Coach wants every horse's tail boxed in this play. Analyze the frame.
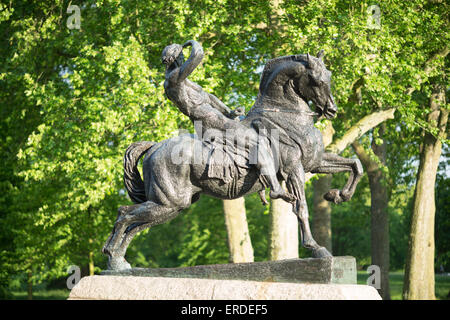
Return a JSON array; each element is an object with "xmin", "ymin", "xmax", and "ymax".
[{"xmin": 123, "ymin": 141, "xmax": 156, "ymax": 204}]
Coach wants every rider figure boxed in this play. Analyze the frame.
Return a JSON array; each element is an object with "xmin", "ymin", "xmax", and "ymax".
[{"xmin": 162, "ymin": 40, "xmax": 296, "ymax": 203}]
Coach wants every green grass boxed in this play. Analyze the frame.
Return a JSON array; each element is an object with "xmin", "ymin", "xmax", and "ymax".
[
  {"xmin": 9, "ymin": 289, "xmax": 69, "ymax": 300},
  {"xmin": 357, "ymin": 271, "xmax": 450, "ymax": 300}
]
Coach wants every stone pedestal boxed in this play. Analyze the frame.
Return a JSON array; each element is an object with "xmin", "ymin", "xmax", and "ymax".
[
  {"xmin": 69, "ymin": 257, "xmax": 381, "ymax": 300},
  {"xmin": 69, "ymin": 276, "xmax": 380, "ymax": 300},
  {"xmin": 101, "ymin": 256, "xmax": 357, "ymax": 284}
]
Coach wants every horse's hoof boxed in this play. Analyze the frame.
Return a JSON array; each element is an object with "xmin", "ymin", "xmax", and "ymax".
[
  {"xmin": 312, "ymin": 247, "xmax": 332, "ymax": 258},
  {"xmin": 323, "ymin": 189, "xmax": 343, "ymax": 204},
  {"xmin": 107, "ymin": 256, "xmax": 132, "ymax": 271}
]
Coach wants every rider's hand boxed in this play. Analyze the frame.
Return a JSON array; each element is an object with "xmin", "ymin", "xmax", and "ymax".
[
  {"xmin": 182, "ymin": 40, "xmax": 194, "ymax": 48},
  {"xmin": 231, "ymin": 107, "xmax": 245, "ymax": 117}
]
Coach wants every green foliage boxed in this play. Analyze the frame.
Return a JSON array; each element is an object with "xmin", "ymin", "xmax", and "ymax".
[{"xmin": 0, "ymin": 0, "xmax": 448, "ymax": 295}]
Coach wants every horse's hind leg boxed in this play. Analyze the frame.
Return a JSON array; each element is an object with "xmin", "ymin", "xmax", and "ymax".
[
  {"xmin": 102, "ymin": 201, "xmax": 181, "ymax": 270},
  {"xmin": 286, "ymin": 166, "xmax": 332, "ymax": 258},
  {"xmin": 311, "ymin": 153, "xmax": 363, "ymax": 204}
]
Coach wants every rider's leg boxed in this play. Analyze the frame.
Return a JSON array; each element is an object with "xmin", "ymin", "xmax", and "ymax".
[
  {"xmin": 191, "ymin": 103, "xmax": 296, "ymax": 203},
  {"xmin": 256, "ymin": 134, "xmax": 296, "ymax": 203}
]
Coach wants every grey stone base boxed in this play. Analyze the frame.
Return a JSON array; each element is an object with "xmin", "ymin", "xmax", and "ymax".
[
  {"xmin": 69, "ymin": 275, "xmax": 381, "ymax": 300},
  {"xmin": 101, "ymin": 257, "xmax": 356, "ymax": 284}
]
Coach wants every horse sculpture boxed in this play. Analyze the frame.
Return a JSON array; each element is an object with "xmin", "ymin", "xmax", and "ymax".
[{"xmin": 102, "ymin": 47, "xmax": 363, "ymax": 271}]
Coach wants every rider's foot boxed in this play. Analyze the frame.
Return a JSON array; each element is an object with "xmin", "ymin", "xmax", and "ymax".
[
  {"xmin": 270, "ymin": 189, "xmax": 297, "ymax": 203},
  {"xmin": 323, "ymin": 189, "xmax": 343, "ymax": 204}
]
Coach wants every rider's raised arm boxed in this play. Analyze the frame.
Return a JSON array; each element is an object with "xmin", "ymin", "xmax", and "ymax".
[{"xmin": 178, "ymin": 40, "xmax": 204, "ymax": 82}]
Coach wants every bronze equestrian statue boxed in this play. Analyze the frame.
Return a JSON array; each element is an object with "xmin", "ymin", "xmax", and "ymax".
[{"xmin": 102, "ymin": 40, "xmax": 363, "ymax": 270}]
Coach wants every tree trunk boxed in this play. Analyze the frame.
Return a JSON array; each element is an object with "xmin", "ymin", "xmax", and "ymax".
[
  {"xmin": 223, "ymin": 198, "xmax": 254, "ymax": 263},
  {"xmin": 265, "ymin": 0, "xmax": 299, "ymax": 261},
  {"xmin": 269, "ymin": 182, "xmax": 299, "ymax": 260},
  {"xmin": 369, "ymin": 126, "xmax": 390, "ymax": 300},
  {"xmin": 403, "ymin": 85, "xmax": 448, "ymax": 300},
  {"xmin": 87, "ymin": 210, "xmax": 95, "ymax": 275},
  {"xmin": 312, "ymin": 174, "xmax": 333, "ymax": 252},
  {"xmin": 88, "ymin": 251, "xmax": 95, "ymax": 276},
  {"xmin": 353, "ymin": 124, "xmax": 390, "ymax": 300},
  {"xmin": 312, "ymin": 121, "xmax": 335, "ymax": 253}
]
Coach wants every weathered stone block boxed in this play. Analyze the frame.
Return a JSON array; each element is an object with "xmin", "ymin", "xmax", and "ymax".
[
  {"xmin": 69, "ymin": 257, "xmax": 378, "ymax": 300},
  {"xmin": 101, "ymin": 256, "xmax": 357, "ymax": 284},
  {"xmin": 68, "ymin": 275, "xmax": 381, "ymax": 300}
]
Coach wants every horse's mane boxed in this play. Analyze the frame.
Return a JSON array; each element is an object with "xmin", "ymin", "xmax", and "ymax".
[{"xmin": 259, "ymin": 54, "xmax": 308, "ymax": 93}]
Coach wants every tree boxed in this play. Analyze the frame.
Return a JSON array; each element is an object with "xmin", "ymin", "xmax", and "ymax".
[
  {"xmin": 352, "ymin": 124, "xmax": 390, "ymax": 300},
  {"xmin": 435, "ymin": 162, "xmax": 450, "ymax": 272},
  {"xmin": 312, "ymin": 121, "xmax": 335, "ymax": 253},
  {"xmin": 1, "ymin": 0, "xmax": 190, "ymax": 289},
  {"xmin": 403, "ymin": 84, "xmax": 448, "ymax": 300},
  {"xmin": 269, "ymin": 183, "xmax": 299, "ymax": 260},
  {"xmin": 280, "ymin": 3, "xmax": 447, "ymax": 302},
  {"xmin": 223, "ymin": 198, "xmax": 254, "ymax": 263},
  {"xmin": 1, "ymin": 0, "xmax": 283, "ymax": 284},
  {"xmin": 0, "ymin": 0, "xmax": 72, "ymax": 294},
  {"xmin": 312, "ymin": 175, "xmax": 333, "ymax": 252}
]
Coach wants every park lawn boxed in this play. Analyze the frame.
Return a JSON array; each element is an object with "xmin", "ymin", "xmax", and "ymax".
[
  {"xmin": 10, "ymin": 289, "xmax": 69, "ymax": 300},
  {"xmin": 357, "ymin": 271, "xmax": 450, "ymax": 300}
]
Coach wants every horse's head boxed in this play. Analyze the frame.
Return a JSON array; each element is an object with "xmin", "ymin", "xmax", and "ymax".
[{"xmin": 301, "ymin": 50, "xmax": 337, "ymax": 119}]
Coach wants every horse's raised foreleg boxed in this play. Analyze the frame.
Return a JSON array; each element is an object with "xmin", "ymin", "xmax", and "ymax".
[
  {"xmin": 102, "ymin": 201, "xmax": 181, "ymax": 270},
  {"xmin": 285, "ymin": 166, "xmax": 332, "ymax": 258},
  {"xmin": 311, "ymin": 153, "xmax": 363, "ymax": 204}
]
